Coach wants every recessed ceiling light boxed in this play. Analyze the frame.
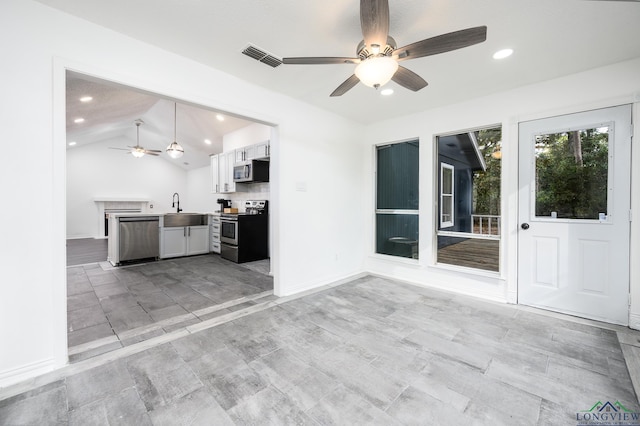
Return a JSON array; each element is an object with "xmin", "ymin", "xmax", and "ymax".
[
  {"xmin": 204, "ymin": 139, "xmax": 212, "ymax": 145},
  {"xmin": 380, "ymin": 88, "xmax": 394, "ymax": 96},
  {"xmin": 74, "ymin": 118, "xmax": 85, "ymax": 123},
  {"xmin": 493, "ymin": 48, "xmax": 513, "ymax": 60},
  {"xmin": 216, "ymin": 114, "xmax": 225, "ymax": 121},
  {"xmin": 68, "ymin": 141, "xmax": 77, "ymax": 146},
  {"xmin": 79, "ymin": 96, "xmax": 93, "ymax": 102}
]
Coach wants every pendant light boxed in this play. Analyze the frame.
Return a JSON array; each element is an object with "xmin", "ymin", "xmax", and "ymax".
[{"xmin": 166, "ymin": 102, "xmax": 184, "ymax": 159}]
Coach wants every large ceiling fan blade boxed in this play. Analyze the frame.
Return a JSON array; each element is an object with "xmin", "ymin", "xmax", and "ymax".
[
  {"xmin": 145, "ymin": 149, "xmax": 162, "ymax": 153},
  {"xmin": 394, "ymin": 26, "xmax": 487, "ymax": 61},
  {"xmin": 360, "ymin": 0, "xmax": 390, "ymax": 51},
  {"xmin": 108, "ymin": 147, "xmax": 130, "ymax": 151},
  {"xmin": 330, "ymin": 74, "xmax": 361, "ymax": 97},
  {"xmin": 145, "ymin": 152, "xmax": 160, "ymax": 156},
  {"xmin": 283, "ymin": 57, "xmax": 360, "ymax": 65},
  {"xmin": 392, "ymin": 66, "xmax": 428, "ymax": 92}
]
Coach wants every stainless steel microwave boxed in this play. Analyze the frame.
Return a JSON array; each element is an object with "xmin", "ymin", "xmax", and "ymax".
[{"xmin": 233, "ymin": 160, "xmax": 269, "ymax": 183}]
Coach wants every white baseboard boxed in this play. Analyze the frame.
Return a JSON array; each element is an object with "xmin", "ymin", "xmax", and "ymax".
[
  {"xmin": 629, "ymin": 313, "xmax": 640, "ymax": 331},
  {"xmin": 278, "ymin": 270, "xmax": 367, "ymax": 297},
  {"xmin": 0, "ymin": 358, "xmax": 56, "ymax": 390}
]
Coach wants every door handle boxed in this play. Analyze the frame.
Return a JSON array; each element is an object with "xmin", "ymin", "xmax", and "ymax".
[{"xmin": 521, "ymin": 223, "xmax": 530, "ymax": 230}]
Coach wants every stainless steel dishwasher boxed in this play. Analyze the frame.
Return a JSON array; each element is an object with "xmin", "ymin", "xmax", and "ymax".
[{"xmin": 118, "ymin": 216, "xmax": 160, "ymax": 262}]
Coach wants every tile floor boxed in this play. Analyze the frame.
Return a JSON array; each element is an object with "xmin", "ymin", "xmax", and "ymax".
[
  {"xmin": 67, "ymin": 255, "xmax": 273, "ymax": 361},
  {"xmin": 2, "ymin": 275, "xmax": 639, "ymax": 425}
]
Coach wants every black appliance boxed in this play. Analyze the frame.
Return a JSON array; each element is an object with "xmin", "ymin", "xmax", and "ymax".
[
  {"xmin": 233, "ymin": 160, "xmax": 269, "ymax": 183},
  {"xmin": 220, "ymin": 200, "xmax": 268, "ymax": 263},
  {"xmin": 217, "ymin": 198, "xmax": 231, "ymax": 212}
]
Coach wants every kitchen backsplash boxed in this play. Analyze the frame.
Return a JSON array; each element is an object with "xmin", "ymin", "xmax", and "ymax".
[{"xmin": 219, "ymin": 182, "xmax": 269, "ymax": 212}]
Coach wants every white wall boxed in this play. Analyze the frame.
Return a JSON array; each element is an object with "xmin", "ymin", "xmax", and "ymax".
[
  {"xmin": 67, "ymin": 138, "xmax": 189, "ymax": 238},
  {"xmin": 223, "ymin": 122, "xmax": 271, "ymax": 152},
  {"xmin": 363, "ymin": 58, "xmax": 640, "ymax": 309},
  {"xmin": 0, "ymin": 0, "xmax": 366, "ymax": 388}
]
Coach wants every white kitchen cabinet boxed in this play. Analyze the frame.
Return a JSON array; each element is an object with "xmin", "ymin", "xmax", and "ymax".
[
  {"xmin": 220, "ymin": 151, "xmax": 236, "ymax": 193},
  {"xmin": 210, "ymin": 215, "xmax": 221, "ymax": 254},
  {"xmin": 187, "ymin": 225, "xmax": 210, "ymax": 255},
  {"xmin": 210, "ymin": 154, "xmax": 220, "ymax": 193},
  {"xmin": 160, "ymin": 225, "xmax": 210, "ymax": 258},
  {"xmin": 234, "ymin": 140, "xmax": 270, "ymax": 163},
  {"xmin": 211, "ymin": 152, "xmax": 235, "ymax": 193},
  {"xmin": 248, "ymin": 140, "xmax": 270, "ymax": 160},
  {"xmin": 161, "ymin": 227, "xmax": 188, "ymax": 258}
]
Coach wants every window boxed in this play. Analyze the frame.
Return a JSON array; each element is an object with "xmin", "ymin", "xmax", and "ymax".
[
  {"xmin": 436, "ymin": 127, "xmax": 502, "ymax": 272},
  {"xmin": 375, "ymin": 140, "xmax": 419, "ymax": 259},
  {"xmin": 440, "ymin": 163, "xmax": 454, "ymax": 228},
  {"xmin": 535, "ymin": 126, "xmax": 610, "ymax": 220}
]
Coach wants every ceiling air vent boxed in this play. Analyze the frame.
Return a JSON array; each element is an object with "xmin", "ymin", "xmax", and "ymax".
[{"xmin": 241, "ymin": 44, "xmax": 282, "ymax": 68}]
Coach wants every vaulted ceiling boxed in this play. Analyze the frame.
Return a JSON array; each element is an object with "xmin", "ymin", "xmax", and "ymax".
[{"xmin": 65, "ymin": 72, "xmax": 259, "ymax": 170}]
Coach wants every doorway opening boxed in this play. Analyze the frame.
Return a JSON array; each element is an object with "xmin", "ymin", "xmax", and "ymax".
[{"xmin": 64, "ymin": 71, "xmax": 277, "ymax": 360}]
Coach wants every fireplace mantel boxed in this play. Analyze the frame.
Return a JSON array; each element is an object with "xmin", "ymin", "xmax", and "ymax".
[{"xmin": 95, "ymin": 198, "xmax": 151, "ymax": 237}]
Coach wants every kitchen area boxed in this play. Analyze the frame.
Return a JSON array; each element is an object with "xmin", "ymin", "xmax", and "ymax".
[{"xmin": 65, "ymin": 72, "xmax": 276, "ymax": 361}]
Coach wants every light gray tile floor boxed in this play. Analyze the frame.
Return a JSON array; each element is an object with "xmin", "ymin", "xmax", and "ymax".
[
  {"xmin": 66, "ymin": 255, "xmax": 272, "ymax": 360},
  {"xmin": 2, "ymin": 275, "xmax": 639, "ymax": 425}
]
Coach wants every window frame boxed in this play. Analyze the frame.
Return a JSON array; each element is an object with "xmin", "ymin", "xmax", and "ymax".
[
  {"xmin": 434, "ymin": 125, "xmax": 503, "ymax": 275},
  {"xmin": 440, "ymin": 162, "xmax": 455, "ymax": 229},
  {"xmin": 374, "ymin": 139, "xmax": 420, "ymax": 260}
]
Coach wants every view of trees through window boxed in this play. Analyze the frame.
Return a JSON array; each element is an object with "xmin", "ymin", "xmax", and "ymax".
[
  {"xmin": 436, "ymin": 126, "xmax": 501, "ymax": 272},
  {"xmin": 535, "ymin": 127, "xmax": 609, "ymax": 220},
  {"xmin": 473, "ymin": 128, "xmax": 502, "ymax": 230}
]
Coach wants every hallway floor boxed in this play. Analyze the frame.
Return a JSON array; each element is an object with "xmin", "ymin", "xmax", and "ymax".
[{"xmin": 2, "ymin": 275, "xmax": 640, "ymax": 425}]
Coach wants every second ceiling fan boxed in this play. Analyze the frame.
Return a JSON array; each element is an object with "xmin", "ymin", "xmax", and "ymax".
[{"xmin": 282, "ymin": 0, "xmax": 487, "ymax": 96}]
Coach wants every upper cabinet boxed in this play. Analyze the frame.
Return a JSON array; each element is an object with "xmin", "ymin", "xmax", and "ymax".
[
  {"xmin": 210, "ymin": 155, "xmax": 220, "ymax": 193},
  {"xmin": 212, "ymin": 140, "xmax": 270, "ymax": 193},
  {"xmin": 210, "ymin": 152, "xmax": 236, "ymax": 193},
  {"xmin": 222, "ymin": 151, "xmax": 236, "ymax": 193},
  {"xmin": 235, "ymin": 140, "xmax": 270, "ymax": 163}
]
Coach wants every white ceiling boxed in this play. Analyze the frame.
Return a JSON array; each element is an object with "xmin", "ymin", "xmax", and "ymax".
[
  {"xmin": 66, "ymin": 72, "xmax": 258, "ymax": 170},
  {"xmin": 47, "ymin": 0, "xmax": 640, "ymax": 129}
]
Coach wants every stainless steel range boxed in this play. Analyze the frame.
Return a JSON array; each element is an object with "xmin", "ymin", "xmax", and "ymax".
[{"xmin": 220, "ymin": 200, "xmax": 268, "ymax": 263}]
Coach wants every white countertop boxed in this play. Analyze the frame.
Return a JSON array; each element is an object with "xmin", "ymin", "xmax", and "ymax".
[{"xmin": 108, "ymin": 212, "xmax": 220, "ymax": 218}]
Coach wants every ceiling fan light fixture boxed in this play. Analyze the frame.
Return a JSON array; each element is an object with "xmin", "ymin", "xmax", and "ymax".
[
  {"xmin": 131, "ymin": 148, "xmax": 145, "ymax": 158},
  {"xmin": 355, "ymin": 56, "xmax": 398, "ymax": 88},
  {"xmin": 167, "ymin": 102, "xmax": 185, "ymax": 159}
]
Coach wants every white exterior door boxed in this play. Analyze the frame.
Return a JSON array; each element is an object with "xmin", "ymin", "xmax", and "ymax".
[{"xmin": 518, "ymin": 105, "xmax": 632, "ymax": 325}]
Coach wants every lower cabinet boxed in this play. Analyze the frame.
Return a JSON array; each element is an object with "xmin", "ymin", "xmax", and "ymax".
[
  {"xmin": 160, "ymin": 225, "xmax": 210, "ymax": 259},
  {"xmin": 210, "ymin": 216, "xmax": 221, "ymax": 254}
]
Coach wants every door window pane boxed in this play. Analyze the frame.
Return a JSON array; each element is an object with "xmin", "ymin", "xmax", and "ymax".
[
  {"xmin": 535, "ymin": 127, "xmax": 609, "ymax": 220},
  {"xmin": 376, "ymin": 140, "xmax": 419, "ymax": 259}
]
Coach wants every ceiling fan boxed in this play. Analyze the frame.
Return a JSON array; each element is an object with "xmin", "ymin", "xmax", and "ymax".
[
  {"xmin": 282, "ymin": 0, "xmax": 487, "ymax": 96},
  {"xmin": 109, "ymin": 119, "xmax": 162, "ymax": 158}
]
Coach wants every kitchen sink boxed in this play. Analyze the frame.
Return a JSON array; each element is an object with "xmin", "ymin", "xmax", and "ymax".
[{"xmin": 163, "ymin": 213, "xmax": 208, "ymax": 227}]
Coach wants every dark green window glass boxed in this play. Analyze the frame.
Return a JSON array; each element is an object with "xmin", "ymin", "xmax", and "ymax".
[{"xmin": 376, "ymin": 140, "xmax": 419, "ymax": 259}]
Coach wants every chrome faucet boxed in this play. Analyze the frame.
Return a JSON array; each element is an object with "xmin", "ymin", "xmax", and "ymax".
[{"xmin": 172, "ymin": 193, "xmax": 182, "ymax": 213}]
